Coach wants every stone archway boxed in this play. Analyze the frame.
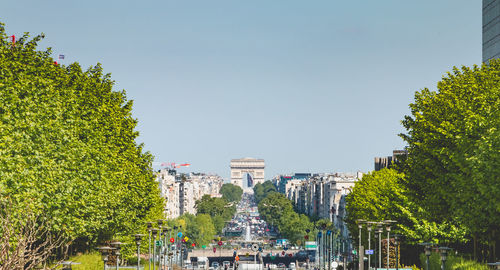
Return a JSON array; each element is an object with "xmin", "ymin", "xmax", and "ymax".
[{"xmin": 230, "ymin": 158, "xmax": 265, "ymax": 190}]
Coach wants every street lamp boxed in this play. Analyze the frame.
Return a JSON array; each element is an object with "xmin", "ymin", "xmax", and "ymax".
[
  {"xmin": 96, "ymin": 246, "xmax": 115, "ymax": 270},
  {"xmin": 134, "ymin": 234, "xmax": 146, "ymax": 270},
  {"xmin": 383, "ymin": 220, "xmax": 396, "ymax": 270},
  {"xmin": 147, "ymin": 222, "xmax": 153, "ymax": 270},
  {"xmin": 152, "ymin": 228, "xmax": 160, "ymax": 270},
  {"xmin": 438, "ymin": 247, "xmax": 452, "ymax": 270},
  {"xmin": 110, "ymin": 241, "xmax": 125, "ymax": 270},
  {"xmin": 418, "ymin": 242, "xmax": 434, "ymax": 270},
  {"xmin": 356, "ymin": 219, "xmax": 366, "ymax": 270},
  {"xmin": 366, "ymin": 221, "xmax": 377, "ymax": 269},
  {"xmin": 162, "ymin": 226, "xmax": 171, "ymax": 270},
  {"xmin": 375, "ymin": 224, "xmax": 384, "ymax": 270},
  {"xmin": 393, "ymin": 234, "xmax": 403, "ymax": 270}
]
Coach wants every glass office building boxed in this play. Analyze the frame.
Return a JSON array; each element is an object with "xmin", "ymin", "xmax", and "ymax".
[{"xmin": 483, "ymin": 0, "xmax": 500, "ymax": 63}]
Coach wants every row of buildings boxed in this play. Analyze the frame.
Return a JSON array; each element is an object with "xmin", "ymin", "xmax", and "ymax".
[
  {"xmin": 274, "ymin": 172, "xmax": 363, "ymax": 243},
  {"xmin": 156, "ymin": 169, "xmax": 224, "ymax": 219}
]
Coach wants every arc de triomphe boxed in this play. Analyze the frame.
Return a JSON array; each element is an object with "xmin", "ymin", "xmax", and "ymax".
[{"xmin": 230, "ymin": 158, "xmax": 265, "ymax": 189}]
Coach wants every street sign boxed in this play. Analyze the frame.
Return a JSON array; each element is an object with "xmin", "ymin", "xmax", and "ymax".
[
  {"xmin": 170, "ymin": 238, "xmax": 175, "ymax": 243},
  {"xmin": 365, "ymin": 249, "xmax": 374, "ymax": 255},
  {"xmin": 155, "ymin": 240, "xmax": 163, "ymax": 247},
  {"xmin": 218, "ymin": 241, "xmax": 223, "ymax": 246}
]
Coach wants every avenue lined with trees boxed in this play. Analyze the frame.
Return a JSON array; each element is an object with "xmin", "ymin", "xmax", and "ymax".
[{"xmin": 1, "ymin": 19, "xmax": 499, "ymax": 269}]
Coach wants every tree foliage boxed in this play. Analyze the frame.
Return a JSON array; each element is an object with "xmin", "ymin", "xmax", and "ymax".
[
  {"xmin": 166, "ymin": 214, "xmax": 216, "ymax": 246},
  {"xmin": 219, "ymin": 183, "xmax": 243, "ymax": 203},
  {"xmin": 400, "ymin": 62, "xmax": 500, "ymax": 246},
  {"xmin": 0, "ymin": 24, "xmax": 164, "ymax": 248},
  {"xmin": 258, "ymin": 192, "xmax": 315, "ymax": 244},
  {"xmin": 345, "ymin": 169, "xmax": 466, "ymax": 245},
  {"xmin": 253, "ymin": 181, "xmax": 277, "ymax": 203},
  {"xmin": 195, "ymin": 195, "xmax": 235, "ymax": 233}
]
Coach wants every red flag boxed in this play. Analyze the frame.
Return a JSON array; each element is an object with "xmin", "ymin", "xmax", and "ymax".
[{"xmin": 10, "ymin": 35, "xmax": 15, "ymax": 46}]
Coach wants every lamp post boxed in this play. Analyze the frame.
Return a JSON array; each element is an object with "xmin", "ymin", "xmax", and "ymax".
[
  {"xmin": 152, "ymin": 228, "xmax": 160, "ymax": 270},
  {"xmin": 366, "ymin": 222, "xmax": 376, "ymax": 270},
  {"xmin": 97, "ymin": 246, "xmax": 115, "ymax": 270},
  {"xmin": 158, "ymin": 220, "xmax": 164, "ymax": 270},
  {"xmin": 418, "ymin": 242, "xmax": 434, "ymax": 270},
  {"xmin": 393, "ymin": 235, "xmax": 402, "ymax": 270},
  {"xmin": 147, "ymin": 222, "xmax": 153, "ymax": 270},
  {"xmin": 134, "ymin": 234, "xmax": 145, "ymax": 270},
  {"xmin": 438, "ymin": 247, "xmax": 452, "ymax": 270},
  {"xmin": 162, "ymin": 226, "xmax": 170, "ymax": 270},
  {"xmin": 110, "ymin": 241, "xmax": 125, "ymax": 270},
  {"xmin": 327, "ymin": 230, "xmax": 332, "ymax": 270},
  {"xmin": 376, "ymin": 225, "xmax": 383, "ymax": 270},
  {"xmin": 356, "ymin": 219, "xmax": 365, "ymax": 270},
  {"xmin": 383, "ymin": 220, "xmax": 396, "ymax": 270},
  {"xmin": 374, "ymin": 231, "xmax": 378, "ymax": 269}
]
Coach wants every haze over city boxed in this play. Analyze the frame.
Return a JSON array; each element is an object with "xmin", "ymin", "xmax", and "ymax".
[{"xmin": 2, "ymin": 1, "xmax": 481, "ymax": 178}]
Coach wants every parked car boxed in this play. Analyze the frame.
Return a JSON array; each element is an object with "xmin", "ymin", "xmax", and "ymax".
[
  {"xmin": 278, "ymin": 263, "xmax": 286, "ymax": 268},
  {"xmin": 289, "ymin": 262, "xmax": 296, "ymax": 269},
  {"xmin": 211, "ymin": 262, "xmax": 219, "ymax": 269}
]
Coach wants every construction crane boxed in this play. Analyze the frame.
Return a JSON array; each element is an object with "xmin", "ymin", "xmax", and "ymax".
[{"xmin": 160, "ymin": 162, "xmax": 191, "ymax": 169}]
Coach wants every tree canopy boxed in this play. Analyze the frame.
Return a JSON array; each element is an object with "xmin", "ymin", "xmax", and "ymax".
[
  {"xmin": 219, "ymin": 183, "xmax": 243, "ymax": 203},
  {"xmin": 253, "ymin": 181, "xmax": 277, "ymax": 203},
  {"xmin": 0, "ymin": 25, "xmax": 164, "ymax": 248},
  {"xmin": 258, "ymin": 192, "xmax": 316, "ymax": 243},
  {"xmin": 345, "ymin": 168, "xmax": 466, "ymax": 245},
  {"xmin": 400, "ymin": 62, "xmax": 500, "ymax": 247},
  {"xmin": 195, "ymin": 195, "xmax": 235, "ymax": 233}
]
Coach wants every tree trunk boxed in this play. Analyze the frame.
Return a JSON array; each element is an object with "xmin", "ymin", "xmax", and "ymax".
[{"xmin": 473, "ymin": 234, "xmax": 477, "ymax": 261}]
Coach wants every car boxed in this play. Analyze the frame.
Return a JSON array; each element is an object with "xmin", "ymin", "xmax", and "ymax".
[
  {"xmin": 211, "ymin": 262, "xmax": 219, "ymax": 269},
  {"xmin": 278, "ymin": 263, "xmax": 286, "ymax": 268},
  {"xmin": 223, "ymin": 261, "xmax": 231, "ymax": 269},
  {"xmin": 289, "ymin": 262, "xmax": 296, "ymax": 269}
]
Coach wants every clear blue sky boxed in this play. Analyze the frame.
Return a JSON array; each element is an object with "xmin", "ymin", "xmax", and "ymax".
[{"xmin": 2, "ymin": 1, "xmax": 481, "ymax": 179}]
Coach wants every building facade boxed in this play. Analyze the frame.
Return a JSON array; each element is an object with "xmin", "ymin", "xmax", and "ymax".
[
  {"xmin": 483, "ymin": 0, "xmax": 500, "ymax": 63},
  {"xmin": 374, "ymin": 149, "xmax": 408, "ymax": 171},
  {"xmin": 156, "ymin": 169, "xmax": 224, "ymax": 219}
]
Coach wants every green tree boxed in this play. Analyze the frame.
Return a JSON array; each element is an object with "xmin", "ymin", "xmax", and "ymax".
[
  {"xmin": 219, "ymin": 183, "xmax": 243, "ymax": 203},
  {"xmin": 253, "ymin": 181, "xmax": 277, "ymax": 203},
  {"xmin": 400, "ymin": 62, "xmax": 500, "ymax": 256},
  {"xmin": 258, "ymin": 192, "xmax": 294, "ymax": 229},
  {"xmin": 345, "ymin": 169, "xmax": 466, "ymax": 245},
  {"xmin": 171, "ymin": 214, "xmax": 216, "ymax": 246},
  {"xmin": 0, "ymin": 25, "xmax": 164, "ymax": 249},
  {"xmin": 195, "ymin": 195, "xmax": 235, "ymax": 233}
]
